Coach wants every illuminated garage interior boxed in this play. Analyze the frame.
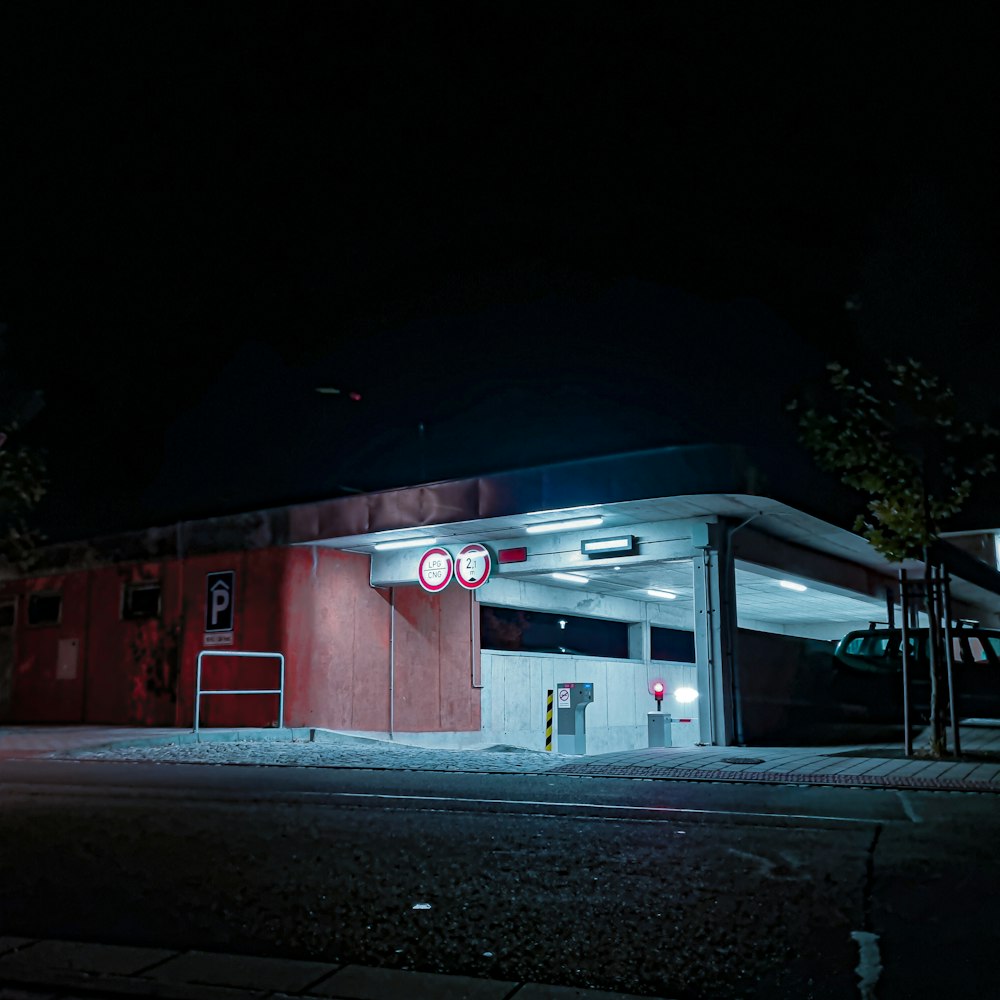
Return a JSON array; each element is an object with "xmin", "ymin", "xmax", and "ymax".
[{"xmin": 311, "ymin": 443, "xmax": 999, "ymax": 750}]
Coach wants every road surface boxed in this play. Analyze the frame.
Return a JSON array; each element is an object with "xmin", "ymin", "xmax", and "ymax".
[{"xmin": 1, "ymin": 758, "xmax": 997, "ymax": 998}]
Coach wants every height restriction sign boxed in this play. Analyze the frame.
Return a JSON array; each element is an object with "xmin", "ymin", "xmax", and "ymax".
[{"xmin": 454, "ymin": 543, "xmax": 492, "ymax": 589}]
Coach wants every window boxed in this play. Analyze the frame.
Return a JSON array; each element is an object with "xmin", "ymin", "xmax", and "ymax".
[
  {"xmin": 651, "ymin": 626, "xmax": 696, "ymax": 663},
  {"xmin": 953, "ymin": 633, "xmax": 1000, "ymax": 665},
  {"xmin": 0, "ymin": 601, "xmax": 14, "ymax": 628},
  {"xmin": 481, "ymin": 606, "xmax": 629, "ymax": 658},
  {"xmin": 844, "ymin": 634, "xmax": 892, "ymax": 658},
  {"xmin": 27, "ymin": 593, "xmax": 62, "ymax": 626},
  {"xmin": 122, "ymin": 582, "xmax": 162, "ymax": 620}
]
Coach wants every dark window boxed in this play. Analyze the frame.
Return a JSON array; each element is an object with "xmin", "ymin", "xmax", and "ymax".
[
  {"xmin": 0, "ymin": 601, "xmax": 14, "ymax": 628},
  {"xmin": 481, "ymin": 606, "xmax": 629, "ymax": 659},
  {"xmin": 27, "ymin": 593, "xmax": 61, "ymax": 626},
  {"xmin": 123, "ymin": 583, "xmax": 162, "ymax": 620},
  {"xmin": 651, "ymin": 626, "xmax": 696, "ymax": 663}
]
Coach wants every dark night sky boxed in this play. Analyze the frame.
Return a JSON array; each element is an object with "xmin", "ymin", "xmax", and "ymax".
[{"xmin": 3, "ymin": 3, "xmax": 999, "ymax": 541}]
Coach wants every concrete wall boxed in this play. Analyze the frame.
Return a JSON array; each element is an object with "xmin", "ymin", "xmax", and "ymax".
[
  {"xmin": 474, "ymin": 576, "xmax": 693, "ymax": 628},
  {"xmin": 738, "ymin": 618, "xmax": 871, "ymax": 641},
  {"xmin": 479, "ymin": 653, "xmax": 698, "ymax": 753},
  {"xmin": 473, "ymin": 576, "xmax": 698, "ymax": 752}
]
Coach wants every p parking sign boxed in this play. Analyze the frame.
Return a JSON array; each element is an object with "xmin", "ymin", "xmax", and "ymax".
[{"xmin": 205, "ymin": 571, "xmax": 235, "ymax": 646}]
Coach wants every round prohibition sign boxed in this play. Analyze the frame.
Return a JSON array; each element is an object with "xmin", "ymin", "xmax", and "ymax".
[
  {"xmin": 417, "ymin": 546, "xmax": 454, "ymax": 593},
  {"xmin": 454, "ymin": 543, "xmax": 492, "ymax": 589}
]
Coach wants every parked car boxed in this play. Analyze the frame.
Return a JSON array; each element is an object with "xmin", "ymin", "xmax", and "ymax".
[{"xmin": 832, "ymin": 625, "xmax": 1000, "ymax": 721}]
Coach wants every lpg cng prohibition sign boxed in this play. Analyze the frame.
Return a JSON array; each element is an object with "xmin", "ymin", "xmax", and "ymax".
[{"xmin": 417, "ymin": 547, "xmax": 454, "ymax": 592}]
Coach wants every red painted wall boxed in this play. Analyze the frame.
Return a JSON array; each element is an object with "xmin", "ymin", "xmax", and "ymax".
[
  {"xmin": 2, "ymin": 573, "xmax": 89, "ymax": 723},
  {"xmin": 280, "ymin": 547, "xmax": 393, "ymax": 731},
  {"xmin": 174, "ymin": 551, "xmax": 286, "ymax": 729},
  {"xmin": 84, "ymin": 564, "xmax": 178, "ymax": 725},
  {"xmin": 391, "ymin": 582, "xmax": 481, "ymax": 732},
  {"xmin": 1, "ymin": 545, "xmax": 482, "ymax": 735}
]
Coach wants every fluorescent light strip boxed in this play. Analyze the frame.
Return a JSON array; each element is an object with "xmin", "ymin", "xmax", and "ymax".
[
  {"xmin": 778, "ymin": 580, "xmax": 807, "ymax": 592},
  {"xmin": 552, "ymin": 572, "xmax": 589, "ymax": 584},
  {"xmin": 373, "ymin": 537, "xmax": 438, "ymax": 551},
  {"xmin": 647, "ymin": 589, "xmax": 677, "ymax": 600},
  {"xmin": 581, "ymin": 535, "xmax": 633, "ymax": 553},
  {"xmin": 526, "ymin": 516, "xmax": 603, "ymax": 535}
]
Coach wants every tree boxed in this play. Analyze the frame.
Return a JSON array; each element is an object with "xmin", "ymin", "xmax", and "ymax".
[
  {"xmin": 0, "ymin": 332, "xmax": 47, "ymax": 570},
  {"xmin": 0, "ymin": 422, "xmax": 47, "ymax": 568},
  {"xmin": 791, "ymin": 358, "xmax": 996, "ymax": 756}
]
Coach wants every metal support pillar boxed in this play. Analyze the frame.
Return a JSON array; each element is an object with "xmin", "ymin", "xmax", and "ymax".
[{"xmin": 692, "ymin": 528, "xmax": 739, "ymax": 746}]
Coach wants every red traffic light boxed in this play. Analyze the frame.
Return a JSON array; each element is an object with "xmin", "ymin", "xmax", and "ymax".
[{"xmin": 652, "ymin": 682, "xmax": 665, "ymax": 702}]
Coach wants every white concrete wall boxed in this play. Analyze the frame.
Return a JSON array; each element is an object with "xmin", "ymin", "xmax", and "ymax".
[
  {"xmin": 479, "ymin": 650, "xmax": 699, "ymax": 753},
  {"xmin": 738, "ymin": 617, "xmax": 875, "ymax": 641},
  {"xmin": 476, "ymin": 576, "xmax": 691, "ymax": 626}
]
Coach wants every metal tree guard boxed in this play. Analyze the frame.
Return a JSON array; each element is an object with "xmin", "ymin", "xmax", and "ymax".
[{"xmin": 898, "ymin": 566, "xmax": 960, "ymax": 758}]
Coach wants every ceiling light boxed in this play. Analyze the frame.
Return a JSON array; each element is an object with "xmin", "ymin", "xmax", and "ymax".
[
  {"xmin": 373, "ymin": 537, "xmax": 438, "ymax": 551},
  {"xmin": 647, "ymin": 589, "xmax": 677, "ymax": 600},
  {"xmin": 581, "ymin": 534, "xmax": 634, "ymax": 556},
  {"xmin": 779, "ymin": 580, "xmax": 807, "ymax": 592},
  {"xmin": 552, "ymin": 572, "xmax": 589, "ymax": 584},
  {"xmin": 526, "ymin": 516, "xmax": 603, "ymax": 535}
]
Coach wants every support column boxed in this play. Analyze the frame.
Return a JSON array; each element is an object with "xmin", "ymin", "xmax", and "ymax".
[
  {"xmin": 692, "ymin": 526, "xmax": 739, "ymax": 746},
  {"xmin": 627, "ymin": 621, "xmax": 649, "ymax": 662}
]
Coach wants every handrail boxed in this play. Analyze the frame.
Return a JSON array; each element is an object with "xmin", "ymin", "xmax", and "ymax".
[{"xmin": 194, "ymin": 650, "xmax": 285, "ymax": 733}]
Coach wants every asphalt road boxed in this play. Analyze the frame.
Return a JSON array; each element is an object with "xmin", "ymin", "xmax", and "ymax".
[{"xmin": 1, "ymin": 759, "xmax": 998, "ymax": 999}]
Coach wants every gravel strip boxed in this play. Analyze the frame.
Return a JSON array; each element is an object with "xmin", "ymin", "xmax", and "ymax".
[{"xmin": 55, "ymin": 738, "xmax": 570, "ymax": 773}]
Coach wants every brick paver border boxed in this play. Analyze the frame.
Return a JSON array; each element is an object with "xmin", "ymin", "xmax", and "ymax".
[{"xmin": 550, "ymin": 762, "xmax": 1000, "ymax": 791}]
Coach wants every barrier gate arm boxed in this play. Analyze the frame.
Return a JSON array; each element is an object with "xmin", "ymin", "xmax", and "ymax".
[{"xmin": 194, "ymin": 650, "xmax": 285, "ymax": 733}]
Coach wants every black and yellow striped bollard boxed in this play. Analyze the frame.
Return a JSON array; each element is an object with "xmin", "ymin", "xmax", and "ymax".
[{"xmin": 545, "ymin": 689, "xmax": 554, "ymax": 751}]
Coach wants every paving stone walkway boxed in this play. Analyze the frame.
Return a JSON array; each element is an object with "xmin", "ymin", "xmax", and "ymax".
[
  {"xmin": 0, "ymin": 936, "xmax": 656, "ymax": 999},
  {"xmin": 4, "ymin": 722, "xmax": 999, "ymax": 792}
]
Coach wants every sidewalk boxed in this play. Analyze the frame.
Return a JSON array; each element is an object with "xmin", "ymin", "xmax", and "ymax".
[
  {"xmin": 3, "ymin": 722, "xmax": 999, "ymax": 792},
  {"xmin": 0, "ymin": 936, "xmax": 654, "ymax": 1000}
]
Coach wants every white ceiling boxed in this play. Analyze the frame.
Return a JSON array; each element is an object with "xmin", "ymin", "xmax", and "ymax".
[
  {"xmin": 497, "ymin": 556, "xmax": 885, "ymax": 625},
  {"xmin": 733, "ymin": 567, "xmax": 885, "ymax": 624}
]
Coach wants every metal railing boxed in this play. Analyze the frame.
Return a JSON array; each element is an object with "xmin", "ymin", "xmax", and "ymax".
[{"xmin": 194, "ymin": 650, "xmax": 285, "ymax": 732}]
